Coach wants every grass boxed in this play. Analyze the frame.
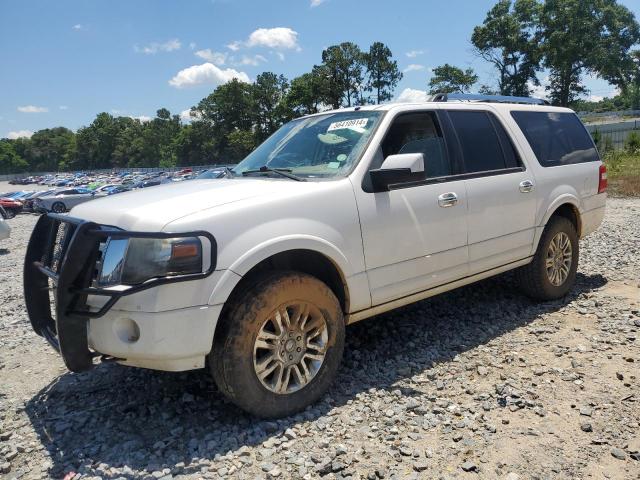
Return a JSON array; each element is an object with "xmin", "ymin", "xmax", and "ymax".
[{"xmin": 603, "ymin": 151, "xmax": 640, "ymax": 197}]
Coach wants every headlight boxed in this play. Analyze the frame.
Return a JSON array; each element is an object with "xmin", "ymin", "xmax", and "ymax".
[{"xmin": 98, "ymin": 236, "xmax": 203, "ymax": 286}]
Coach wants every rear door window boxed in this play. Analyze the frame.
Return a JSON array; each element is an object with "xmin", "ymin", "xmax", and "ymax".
[
  {"xmin": 511, "ymin": 111, "xmax": 600, "ymax": 166},
  {"xmin": 448, "ymin": 111, "xmax": 511, "ymax": 173}
]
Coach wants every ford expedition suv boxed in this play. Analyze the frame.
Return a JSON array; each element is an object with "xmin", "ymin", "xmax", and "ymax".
[{"xmin": 24, "ymin": 94, "xmax": 607, "ymax": 418}]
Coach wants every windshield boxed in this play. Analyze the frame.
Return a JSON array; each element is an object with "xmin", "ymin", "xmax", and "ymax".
[{"xmin": 233, "ymin": 111, "xmax": 383, "ymax": 179}]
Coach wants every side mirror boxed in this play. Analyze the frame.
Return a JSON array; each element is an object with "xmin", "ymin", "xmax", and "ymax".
[{"xmin": 369, "ymin": 153, "xmax": 426, "ymax": 192}]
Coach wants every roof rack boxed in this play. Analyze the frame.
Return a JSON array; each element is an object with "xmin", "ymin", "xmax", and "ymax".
[{"xmin": 430, "ymin": 93, "xmax": 550, "ymax": 106}]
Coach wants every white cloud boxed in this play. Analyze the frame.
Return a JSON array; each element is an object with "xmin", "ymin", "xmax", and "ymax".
[
  {"xmin": 310, "ymin": 0, "xmax": 327, "ymax": 6},
  {"xmin": 7, "ymin": 130, "xmax": 34, "ymax": 139},
  {"xmin": 274, "ymin": 51, "xmax": 285, "ymax": 61},
  {"xmin": 406, "ymin": 50, "xmax": 424, "ymax": 58},
  {"xmin": 180, "ymin": 109, "xmax": 203, "ymax": 122},
  {"xmin": 72, "ymin": 24, "xmax": 84, "ymax": 30},
  {"xmin": 403, "ymin": 64, "xmax": 425, "ymax": 74},
  {"xmin": 135, "ymin": 39, "xmax": 181, "ymax": 54},
  {"xmin": 59, "ymin": 105, "xmax": 69, "ymax": 110},
  {"xmin": 195, "ymin": 49, "xmax": 228, "ymax": 65},
  {"xmin": 169, "ymin": 62, "xmax": 250, "ymax": 88},
  {"xmin": 588, "ymin": 94, "xmax": 604, "ymax": 102},
  {"xmin": 189, "ymin": 42, "xmax": 197, "ymax": 50},
  {"xmin": 228, "ymin": 27, "xmax": 299, "ymax": 52},
  {"xmin": 527, "ymin": 78, "xmax": 549, "ymax": 100},
  {"xmin": 247, "ymin": 27, "xmax": 299, "ymax": 49},
  {"xmin": 238, "ymin": 54, "xmax": 267, "ymax": 66},
  {"xmin": 131, "ymin": 115, "xmax": 152, "ymax": 123},
  {"xmin": 17, "ymin": 105, "xmax": 48, "ymax": 113},
  {"xmin": 396, "ymin": 88, "xmax": 428, "ymax": 103}
]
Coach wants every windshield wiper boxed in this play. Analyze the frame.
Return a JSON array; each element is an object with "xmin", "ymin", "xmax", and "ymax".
[{"xmin": 241, "ymin": 166, "xmax": 306, "ymax": 182}]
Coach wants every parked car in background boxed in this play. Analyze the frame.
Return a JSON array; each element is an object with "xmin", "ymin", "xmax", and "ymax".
[
  {"xmin": 196, "ymin": 168, "xmax": 228, "ymax": 180},
  {"xmin": 0, "ymin": 198, "xmax": 23, "ymax": 218},
  {"xmin": 34, "ymin": 188, "xmax": 105, "ymax": 213},
  {"xmin": 21, "ymin": 190, "xmax": 58, "ymax": 212},
  {"xmin": 0, "ymin": 214, "xmax": 10, "ymax": 241}
]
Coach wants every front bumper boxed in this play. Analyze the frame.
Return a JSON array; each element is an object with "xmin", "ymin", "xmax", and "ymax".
[{"xmin": 23, "ymin": 213, "xmax": 216, "ymax": 372}]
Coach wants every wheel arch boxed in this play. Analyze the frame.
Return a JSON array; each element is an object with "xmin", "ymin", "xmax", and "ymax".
[
  {"xmin": 543, "ymin": 198, "xmax": 582, "ymax": 238},
  {"xmin": 208, "ymin": 236, "xmax": 356, "ymax": 315}
]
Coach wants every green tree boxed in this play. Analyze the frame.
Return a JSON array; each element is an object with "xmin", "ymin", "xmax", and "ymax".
[
  {"xmin": 227, "ymin": 129, "xmax": 256, "ymax": 162},
  {"xmin": 0, "ymin": 140, "xmax": 28, "ymax": 174},
  {"xmin": 429, "ymin": 64, "xmax": 479, "ymax": 94},
  {"xmin": 286, "ymin": 68, "xmax": 330, "ymax": 116},
  {"xmin": 364, "ymin": 42, "xmax": 403, "ymax": 104},
  {"xmin": 25, "ymin": 127, "xmax": 75, "ymax": 171},
  {"xmin": 541, "ymin": 0, "xmax": 640, "ymax": 106},
  {"xmin": 320, "ymin": 42, "xmax": 366, "ymax": 108},
  {"xmin": 197, "ymin": 79, "xmax": 256, "ymax": 161},
  {"xmin": 472, "ymin": 0, "xmax": 542, "ymax": 96},
  {"xmin": 253, "ymin": 72, "xmax": 290, "ymax": 142},
  {"xmin": 174, "ymin": 121, "xmax": 219, "ymax": 166}
]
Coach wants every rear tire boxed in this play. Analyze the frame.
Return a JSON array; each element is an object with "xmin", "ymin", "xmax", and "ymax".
[
  {"xmin": 517, "ymin": 216, "xmax": 579, "ymax": 300},
  {"xmin": 209, "ymin": 271, "xmax": 345, "ymax": 418},
  {"xmin": 4, "ymin": 208, "xmax": 16, "ymax": 219},
  {"xmin": 51, "ymin": 202, "xmax": 66, "ymax": 213}
]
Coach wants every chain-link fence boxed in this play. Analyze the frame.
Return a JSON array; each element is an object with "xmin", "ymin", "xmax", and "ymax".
[{"xmin": 586, "ymin": 120, "xmax": 640, "ymax": 153}]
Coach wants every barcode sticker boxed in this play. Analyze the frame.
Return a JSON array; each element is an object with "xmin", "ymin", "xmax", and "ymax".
[{"xmin": 327, "ymin": 118, "xmax": 369, "ymax": 132}]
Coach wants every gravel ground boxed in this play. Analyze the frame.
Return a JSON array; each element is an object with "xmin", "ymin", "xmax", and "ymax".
[{"xmin": 1, "ymin": 198, "xmax": 639, "ymax": 480}]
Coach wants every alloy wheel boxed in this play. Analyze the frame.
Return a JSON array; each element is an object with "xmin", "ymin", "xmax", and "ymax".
[
  {"xmin": 253, "ymin": 302, "xmax": 328, "ymax": 395},
  {"xmin": 546, "ymin": 232, "xmax": 572, "ymax": 287}
]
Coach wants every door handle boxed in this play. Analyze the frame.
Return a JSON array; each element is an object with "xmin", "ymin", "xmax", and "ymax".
[
  {"xmin": 438, "ymin": 192, "xmax": 458, "ymax": 208},
  {"xmin": 519, "ymin": 180, "xmax": 535, "ymax": 193}
]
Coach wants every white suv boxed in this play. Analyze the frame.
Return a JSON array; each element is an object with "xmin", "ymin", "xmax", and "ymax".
[{"xmin": 24, "ymin": 94, "xmax": 607, "ymax": 418}]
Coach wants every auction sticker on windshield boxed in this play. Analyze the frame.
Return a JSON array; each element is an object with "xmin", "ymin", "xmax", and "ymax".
[{"xmin": 327, "ymin": 118, "xmax": 369, "ymax": 132}]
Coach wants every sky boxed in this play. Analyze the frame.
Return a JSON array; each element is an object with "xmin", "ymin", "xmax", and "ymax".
[{"xmin": 1, "ymin": 0, "xmax": 639, "ymax": 139}]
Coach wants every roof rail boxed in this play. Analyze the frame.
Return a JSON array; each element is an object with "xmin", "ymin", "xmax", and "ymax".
[{"xmin": 430, "ymin": 93, "xmax": 550, "ymax": 106}]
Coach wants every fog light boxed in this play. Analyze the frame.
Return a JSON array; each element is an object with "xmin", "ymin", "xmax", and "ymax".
[{"xmin": 113, "ymin": 317, "xmax": 140, "ymax": 344}]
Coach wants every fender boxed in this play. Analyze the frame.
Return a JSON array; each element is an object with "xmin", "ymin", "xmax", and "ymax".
[
  {"xmin": 531, "ymin": 193, "xmax": 581, "ymax": 254},
  {"xmin": 207, "ymin": 234, "xmax": 357, "ymax": 307}
]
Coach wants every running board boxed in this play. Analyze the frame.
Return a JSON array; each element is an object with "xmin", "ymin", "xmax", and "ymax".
[{"xmin": 346, "ymin": 257, "xmax": 533, "ymax": 325}]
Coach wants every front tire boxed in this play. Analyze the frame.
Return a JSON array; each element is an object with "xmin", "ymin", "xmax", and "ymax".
[
  {"xmin": 51, "ymin": 202, "xmax": 66, "ymax": 213},
  {"xmin": 517, "ymin": 216, "xmax": 579, "ymax": 300},
  {"xmin": 210, "ymin": 271, "xmax": 345, "ymax": 418}
]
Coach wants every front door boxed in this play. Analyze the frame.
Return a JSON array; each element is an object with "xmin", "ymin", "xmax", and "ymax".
[{"xmin": 354, "ymin": 111, "xmax": 469, "ymax": 306}]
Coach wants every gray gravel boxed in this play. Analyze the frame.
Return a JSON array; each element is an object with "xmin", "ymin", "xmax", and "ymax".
[{"xmin": 1, "ymin": 198, "xmax": 639, "ymax": 480}]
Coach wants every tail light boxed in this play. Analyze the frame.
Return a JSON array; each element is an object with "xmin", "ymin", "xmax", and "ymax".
[{"xmin": 598, "ymin": 164, "xmax": 608, "ymax": 194}]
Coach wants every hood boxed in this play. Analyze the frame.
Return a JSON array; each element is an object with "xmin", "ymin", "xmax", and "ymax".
[{"xmin": 69, "ymin": 178, "xmax": 310, "ymax": 231}]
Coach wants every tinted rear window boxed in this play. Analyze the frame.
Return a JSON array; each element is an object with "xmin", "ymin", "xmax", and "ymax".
[
  {"xmin": 511, "ymin": 112, "xmax": 599, "ymax": 166},
  {"xmin": 448, "ymin": 111, "xmax": 507, "ymax": 173}
]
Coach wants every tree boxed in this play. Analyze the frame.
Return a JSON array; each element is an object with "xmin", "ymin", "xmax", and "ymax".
[
  {"xmin": 472, "ymin": 0, "xmax": 542, "ymax": 96},
  {"xmin": 196, "ymin": 79, "xmax": 256, "ymax": 160},
  {"xmin": 25, "ymin": 127, "xmax": 75, "ymax": 172},
  {"xmin": 0, "ymin": 140, "xmax": 28, "ymax": 174},
  {"xmin": 364, "ymin": 42, "xmax": 403, "ymax": 104},
  {"xmin": 320, "ymin": 42, "xmax": 366, "ymax": 108},
  {"xmin": 541, "ymin": 0, "xmax": 640, "ymax": 106},
  {"xmin": 174, "ymin": 121, "xmax": 219, "ymax": 166},
  {"xmin": 286, "ymin": 68, "xmax": 330, "ymax": 116},
  {"xmin": 429, "ymin": 64, "xmax": 478, "ymax": 94},
  {"xmin": 253, "ymin": 72, "xmax": 290, "ymax": 142}
]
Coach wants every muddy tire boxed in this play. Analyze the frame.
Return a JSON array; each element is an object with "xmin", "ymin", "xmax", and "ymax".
[
  {"xmin": 517, "ymin": 216, "xmax": 579, "ymax": 301},
  {"xmin": 51, "ymin": 202, "xmax": 66, "ymax": 214},
  {"xmin": 209, "ymin": 271, "xmax": 345, "ymax": 418}
]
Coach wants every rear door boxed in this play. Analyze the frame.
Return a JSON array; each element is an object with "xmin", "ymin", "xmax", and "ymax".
[{"xmin": 445, "ymin": 109, "xmax": 537, "ymax": 274}]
